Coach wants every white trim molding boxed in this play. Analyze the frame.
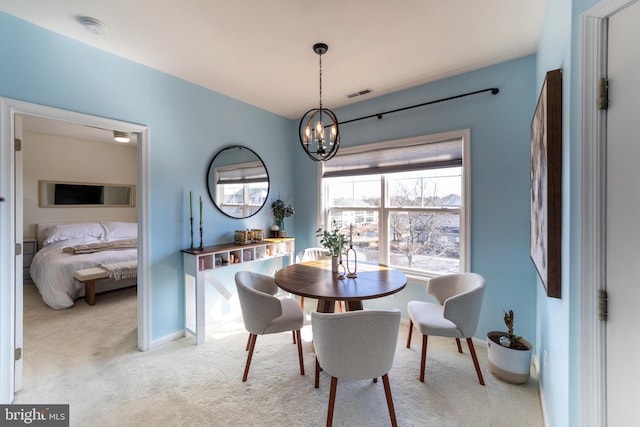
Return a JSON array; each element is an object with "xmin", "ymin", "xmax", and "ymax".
[{"xmin": 581, "ymin": 1, "xmax": 638, "ymax": 425}]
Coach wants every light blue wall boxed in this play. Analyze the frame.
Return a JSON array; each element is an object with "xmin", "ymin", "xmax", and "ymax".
[
  {"xmin": 535, "ymin": 0, "xmax": 602, "ymax": 426},
  {"xmin": 535, "ymin": 1, "xmax": 573, "ymax": 426},
  {"xmin": 0, "ymin": 12, "xmax": 294, "ymax": 340},
  {"xmin": 293, "ymin": 55, "xmax": 540, "ymax": 344}
]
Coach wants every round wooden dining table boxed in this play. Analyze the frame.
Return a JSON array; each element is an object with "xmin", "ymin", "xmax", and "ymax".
[{"xmin": 275, "ymin": 258, "xmax": 407, "ymax": 313}]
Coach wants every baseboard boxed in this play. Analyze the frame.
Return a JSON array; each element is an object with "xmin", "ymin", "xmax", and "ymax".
[{"xmin": 150, "ymin": 330, "xmax": 185, "ymax": 350}]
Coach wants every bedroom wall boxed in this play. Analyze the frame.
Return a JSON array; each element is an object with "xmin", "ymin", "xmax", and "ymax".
[{"xmin": 22, "ymin": 131, "xmax": 137, "ymax": 240}]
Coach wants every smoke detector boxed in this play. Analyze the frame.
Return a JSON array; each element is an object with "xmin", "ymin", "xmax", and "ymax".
[{"xmin": 78, "ymin": 16, "xmax": 109, "ymax": 36}]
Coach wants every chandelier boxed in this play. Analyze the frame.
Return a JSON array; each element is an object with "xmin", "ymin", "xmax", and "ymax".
[{"xmin": 298, "ymin": 43, "xmax": 340, "ymax": 161}]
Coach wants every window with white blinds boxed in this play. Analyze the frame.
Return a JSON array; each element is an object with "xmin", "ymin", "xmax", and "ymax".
[
  {"xmin": 322, "ymin": 138, "xmax": 463, "ymax": 178},
  {"xmin": 319, "ymin": 129, "xmax": 470, "ymax": 277}
]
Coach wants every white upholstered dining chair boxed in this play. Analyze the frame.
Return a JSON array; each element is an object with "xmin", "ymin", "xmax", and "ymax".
[
  {"xmin": 235, "ymin": 271, "xmax": 305, "ymax": 382},
  {"xmin": 312, "ymin": 309, "xmax": 401, "ymax": 427},
  {"xmin": 406, "ymin": 272, "xmax": 486, "ymax": 385}
]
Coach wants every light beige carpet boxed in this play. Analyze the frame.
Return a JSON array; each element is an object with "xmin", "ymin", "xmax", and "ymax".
[{"xmin": 16, "ymin": 285, "xmax": 543, "ymax": 426}]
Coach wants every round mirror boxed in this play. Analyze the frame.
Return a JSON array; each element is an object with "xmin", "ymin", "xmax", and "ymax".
[{"xmin": 206, "ymin": 145, "xmax": 270, "ymax": 219}]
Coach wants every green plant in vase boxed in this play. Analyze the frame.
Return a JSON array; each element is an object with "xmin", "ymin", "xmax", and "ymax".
[
  {"xmin": 315, "ymin": 221, "xmax": 348, "ymax": 257},
  {"xmin": 271, "ymin": 199, "xmax": 294, "ymax": 233}
]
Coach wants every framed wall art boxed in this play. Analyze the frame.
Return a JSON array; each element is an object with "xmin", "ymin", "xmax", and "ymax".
[{"xmin": 530, "ymin": 69, "xmax": 562, "ymax": 299}]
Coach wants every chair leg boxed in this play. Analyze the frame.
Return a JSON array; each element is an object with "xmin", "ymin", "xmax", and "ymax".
[
  {"xmin": 420, "ymin": 334, "xmax": 428, "ymax": 382},
  {"xmin": 243, "ymin": 333, "xmax": 257, "ymax": 382},
  {"xmin": 296, "ymin": 330, "xmax": 305, "ymax": 376},
  {"xmin": 315, "ymin": 357, "xmax": 321, "ymax": 389},
  {"xmin": 245, "ymin": 333, "xmax": 251, "ymax": 351},
  {"xmin": 382, "ymin": 374, "xmax": 398, "ymax": 427},
  {"xmin": 406, "ymin": 319, "xmax": 414, "ymax": 348},
  {"xmin": 292, "ymin": 331, "xmax": 297, "ymax": 344},
  {"xmin": 327, "ymin": 376, "xmax": 338, "ymax": 427},
  {"xmin": 456, "ymin": 338, "xmax": 463, "ymax": 353},
  {"xmin": 466, "ymin": 338, "xmax": 485, "ymax": 385},
  {"xmin": 300, "ymin": 296, "xmax": 305, "ymax": 310}
]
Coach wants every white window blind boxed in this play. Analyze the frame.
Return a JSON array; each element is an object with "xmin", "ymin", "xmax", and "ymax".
[
  {"xmin": 322, "ymin": 138, "xmax": 462, "ymax": 178},
  {"xmin": 215, "ymin": 161, "xmax": 268, "ymax": 184}
]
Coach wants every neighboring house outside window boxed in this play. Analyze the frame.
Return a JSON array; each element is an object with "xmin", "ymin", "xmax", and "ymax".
[{"xmin": 319, "ymin": 129, "xmax": 470, "ymax": 279}]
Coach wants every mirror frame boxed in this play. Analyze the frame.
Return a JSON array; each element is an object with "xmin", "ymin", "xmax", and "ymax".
[{"xmin": 206, "ymin": 145, "xmax": 270, "ymax": 219}]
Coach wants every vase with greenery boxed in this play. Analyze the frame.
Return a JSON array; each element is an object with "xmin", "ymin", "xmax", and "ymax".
[
  {"xmin": 271, "ymin": 199, "xmax": 294, "ymax": 233},
  {"xmin": 486, "ymin": 309, "xmax": 533, "ymax": 384},
  {"xmin": 316, "ymin": 222, "xmax": 347, "ymax": 272}
]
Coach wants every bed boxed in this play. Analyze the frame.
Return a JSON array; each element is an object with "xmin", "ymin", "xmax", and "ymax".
[{"xmin": 30, "ymin": 221, "xmax": 138, "ymax": 309}]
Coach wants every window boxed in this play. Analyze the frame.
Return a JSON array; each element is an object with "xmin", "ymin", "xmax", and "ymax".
[
  {"xmin": 319, "ymin": 130, "xmax": 470, "ymax": 277},
  {"xmin": 214, "ymin": 161, "xmax": 268, "ymax": 218}
]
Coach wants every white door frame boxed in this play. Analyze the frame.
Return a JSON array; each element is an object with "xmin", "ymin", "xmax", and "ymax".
[
  {"xmin": 0, "ymin": 97, "xmax": 151, "ymax": 403},
  {"xmin": 581, "ymin": 0, "xmax": 637, "ymax": 425}
]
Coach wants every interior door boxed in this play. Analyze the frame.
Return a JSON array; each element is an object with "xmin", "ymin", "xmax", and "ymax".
[
  {"xmin": 13, "ymin": 114, "xmax": 23, "ymax": 392},
  {"xmin": 605, "ymin": 1, "xmax": 640, "ymax": 425}
]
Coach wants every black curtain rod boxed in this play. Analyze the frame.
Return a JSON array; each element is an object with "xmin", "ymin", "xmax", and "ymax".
[{"xmin": 338, "ymin": 87, "xmax": 500, "ymax": 126}]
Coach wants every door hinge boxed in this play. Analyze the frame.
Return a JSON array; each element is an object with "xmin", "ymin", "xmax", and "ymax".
[
  {"xmin": 14, "ymin": 138, "xmax": 22, "ymax": 151},
  {"xmin": 598, "ymin": 78, "xmax": 609, "ymax": 110},
  {"xmin": 15, "ymin": 347, "xmax": 22, "ymax": 361},
  {"xmin": 15, "ymin": 243, "xmax": 22, "ymax": 256},
  {"xmin": 598, "ymin": 289, "xmax": 608, "ymax": 321}
]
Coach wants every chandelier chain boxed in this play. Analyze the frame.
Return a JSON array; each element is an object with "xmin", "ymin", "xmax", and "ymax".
[{"xmin": 318, "ymin": 53, "xmax": 323, "ymax": 111}]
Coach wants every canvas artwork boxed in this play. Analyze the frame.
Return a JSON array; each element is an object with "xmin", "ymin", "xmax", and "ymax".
[{"xmin": 530, "ymin": 69, "xmax": 562, "ymax": 299}]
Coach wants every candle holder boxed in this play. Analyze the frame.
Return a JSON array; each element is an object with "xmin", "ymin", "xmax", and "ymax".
[
  {"xmin": 336, "ymin": 259, "xmax": 346, "ymax": 280},
  {"xmin": 346, "ymin": 245, "xmax": 358, "ymax": 278},
  {"xmin": 198, "ymin": 225, "xmax": 204, "ymax": 251},
  {"xmin": 189, "ymin": 217, "xmax": 194, "ymax": 250}
]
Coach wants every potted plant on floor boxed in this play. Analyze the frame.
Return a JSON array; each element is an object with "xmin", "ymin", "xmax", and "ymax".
[
  {"xmin": 316, "ymin": 221, "xmax": 347, "ymax": 272},
  {"xmin": 487, "ymin": 309, "xmax": 533, "ymax": 384}
]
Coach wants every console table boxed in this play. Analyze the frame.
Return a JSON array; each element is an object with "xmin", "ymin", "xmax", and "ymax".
[{"xmin": 181, "ymin": 237, "xmax": 295, "ymax": 344}]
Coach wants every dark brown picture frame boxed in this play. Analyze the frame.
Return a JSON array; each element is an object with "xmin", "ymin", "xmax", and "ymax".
[{"xmin": 530, "ymin": 69, "xmax": 562, "ymax": 298}]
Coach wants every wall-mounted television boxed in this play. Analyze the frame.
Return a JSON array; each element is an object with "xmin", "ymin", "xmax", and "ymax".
[
  {"xmin": 54, "ymin": 184, "xmax": 104, "ymax": 205},
  {"xmin": 39, "ymin": 181, "xmax": 135, "ymax": 207}
]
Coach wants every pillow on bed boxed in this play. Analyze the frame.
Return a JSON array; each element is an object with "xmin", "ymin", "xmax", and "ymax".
[
  {"xmin": 41, "ymin": 222, "xmax": 104, "ymax": 246},
  {"xmin": 101, "ymin": 221, "xmax": 138, "ymax": 240}
]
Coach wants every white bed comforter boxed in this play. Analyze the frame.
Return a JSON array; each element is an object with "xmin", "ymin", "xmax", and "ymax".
[{"xmin": 30, "ymin": 236, "xmax": 137, "ymax": 309}]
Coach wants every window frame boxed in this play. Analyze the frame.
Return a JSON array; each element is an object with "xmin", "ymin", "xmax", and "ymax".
[
  {"xmin": 214, "ymin": 161, "xmax": 269, "ymax": 218},
  {"xmin": 318, "ymin": 129, "xmax": 471, "ymax": 279}
]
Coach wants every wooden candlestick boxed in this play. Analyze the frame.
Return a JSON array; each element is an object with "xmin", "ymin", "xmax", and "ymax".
[
  {"xmin": 190, "ymin": 217, "xmax": 194, "ymax": 249},
  {"xmin": 346, "ymin": 244, "xmax": 358, "ymax": 278}
]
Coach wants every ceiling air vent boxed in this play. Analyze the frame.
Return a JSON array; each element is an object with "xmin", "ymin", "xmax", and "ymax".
[{"xmin": 347, "ymin": 89, "xmax": 373, "ymax": 99}]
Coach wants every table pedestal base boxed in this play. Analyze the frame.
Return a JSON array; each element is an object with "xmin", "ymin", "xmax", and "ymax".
[{"xmin": 316, "ymin": 299, "xmax": 363, "ymax": 313}]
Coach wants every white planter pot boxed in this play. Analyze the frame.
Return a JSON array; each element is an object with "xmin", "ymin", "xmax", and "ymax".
[{"xmin": 487, "ymin": 331, "xmax": 532, "ymax": 384}]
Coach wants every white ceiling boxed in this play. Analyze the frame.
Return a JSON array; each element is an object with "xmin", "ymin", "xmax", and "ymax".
[
  {"xmin": 0, "ymin": 0, "xmax": 547, "ymax": 122},
  {"xmin": 20, "ymin": 115, "xmax": 121, "ymax": 145}
]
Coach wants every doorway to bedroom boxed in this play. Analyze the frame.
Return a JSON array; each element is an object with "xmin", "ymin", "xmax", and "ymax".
[
  {"xmin": 18, "ymin": 112, "xmax": 141, "ymax": 394},
  {"xmin": 0, "ymin": 98, "xmax": 151, "ymax": 403}
]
